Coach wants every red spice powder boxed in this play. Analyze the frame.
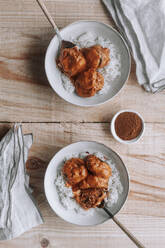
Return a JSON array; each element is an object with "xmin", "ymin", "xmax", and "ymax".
[{"xmin": 115, "ymin": 112, "xmax": 142, "ymax": 140}]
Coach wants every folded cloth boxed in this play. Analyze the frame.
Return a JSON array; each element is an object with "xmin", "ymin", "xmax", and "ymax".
[
  {"xmin": 102, "ymin": 0, "xmax": 165, "ymax": 93},
  {"xmin": 0, "ymin": 125, "xmax": 43, "ymax": 240}
]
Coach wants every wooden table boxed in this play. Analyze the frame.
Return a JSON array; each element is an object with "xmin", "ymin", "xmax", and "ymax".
[{"xmin": 0, "ymin": 1, "xmax": 165, "ymax": 247}]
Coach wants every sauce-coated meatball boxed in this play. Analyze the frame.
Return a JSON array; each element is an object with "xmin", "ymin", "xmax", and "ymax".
[
  {"xmin": 57, "ymin": 46, "xmax": 86, "ymax": 77},
  {"xmin": 86, "ymin": 155, "xmax": 112, "ymax": 179},
  {"xmin": 63, "ymin": 158, "xmax": 88, "ymax": 186},
  {"xmin": 75, "ymin": 69, "xmax": 104, "ymax": 97},
  {"xmin": 81, "ymin": 45, "xmax": 110, "ymax": 69}
]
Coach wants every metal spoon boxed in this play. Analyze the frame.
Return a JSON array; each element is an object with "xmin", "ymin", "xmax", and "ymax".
[
  {"xmin": 36, "ymin": 0, "xmax": 76, "ymax": 49},
  {"xmin": 102, "ymin": 204, "xmax": 146, "ymax": 248}
]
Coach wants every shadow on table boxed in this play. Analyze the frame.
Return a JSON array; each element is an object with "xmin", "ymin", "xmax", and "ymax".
[
  {"xmin": 0, "ymin": 124, "xmax": 12, "ymax": 140},
  {"xmin": 25, "ymin": 28, "xmax": 69, "ymax": 104},
  {"xmin": 26, "ymin": 156, "xmax": 48, "ymax": 205},
  {"xmin": 25, "ymin": 29, "xmax": 53, "ymax": 87},
  {"xmin": 26, "ymin": 145, "xmax": 62, "ymax": 210}
]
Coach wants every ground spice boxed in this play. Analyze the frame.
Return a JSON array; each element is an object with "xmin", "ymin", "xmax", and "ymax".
[{"xmin": 115, "ymin": 112, "xmax": 142, "ymax": 140}]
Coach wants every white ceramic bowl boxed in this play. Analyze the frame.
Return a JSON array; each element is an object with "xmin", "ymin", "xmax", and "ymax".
[
  {"xmin": 45, "ymin": 20, "xmax": 131, "ymax": 107},
  {"xmin": 44, "ymin": 141, "xmax": 129, "ymax": 226},
  {"xmin": 111, "ymin": 110, "xmax": 145, "ymax": 144}
]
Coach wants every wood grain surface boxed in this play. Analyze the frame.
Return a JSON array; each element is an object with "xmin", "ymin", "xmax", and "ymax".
[
  {"xmin": 0, "ymin": 123, "xmax": 164, "ymax": 248},
  {"xmin": 0, "ymin": 27, "xmax": 165, "ymax": 123},
  {"xmin": 0, "ymin": 0, "xmax": 164, "ymax": 248},
  {"xmin": 0, "ymin": 0, "xmax": 113, "ymax": 28}
]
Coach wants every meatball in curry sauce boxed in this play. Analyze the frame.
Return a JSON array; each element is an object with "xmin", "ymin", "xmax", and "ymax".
[
  {"xmin": 81, "ymin": 45, "xmax": 110, "ymax": 69},
  {"xmin": 62, "ymin": 158, "xmax": 87, "ymax": 186},
  {"xmin": 62, "ymin": 154, "xmax": 112, "ymax": 210},
  {"xmin": 57, "ymin": 46, "xmax": 86, "ymax": 77},
  {"xmin": 75, "ymin": 69, "xmax": 104, "ymax": 97}
]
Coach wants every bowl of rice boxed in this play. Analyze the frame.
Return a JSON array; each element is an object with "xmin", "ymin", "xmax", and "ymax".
[
  {"xmin": 45, "ymin": 20, "xmax": 131, "ymax": 106},
  {"xmin": 44, "ymin": 141, "xmax": 129, "ymax": 226}
]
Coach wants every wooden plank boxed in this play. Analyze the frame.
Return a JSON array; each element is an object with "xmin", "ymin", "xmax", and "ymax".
[
  {"xmin": 0, "ymin": 122, "xmax": 164, "ymax": 247},
  {"xmin": 0, "ymin": 28, "xmax": 165, "ymax": 123},
  {"xmin": 0, "ymin": 0, "xmax": 113, "ymax": 28}
]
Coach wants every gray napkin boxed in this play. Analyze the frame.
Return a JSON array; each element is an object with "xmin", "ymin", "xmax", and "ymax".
[
  {"xmin": 0, "ymin": 125, "xmax": 43, "ymax": 240},
  {"xmin": 103, "ymin": 0, "xmax": 165, "ymax": 93}
]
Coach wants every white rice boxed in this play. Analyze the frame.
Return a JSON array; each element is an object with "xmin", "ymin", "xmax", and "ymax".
[
  {"xmin": 54, "ymin": 151, "xmax": 123, "ymax": 216},
  {"xmin": 59, "ymin": 32, "xmax": 121, "ymax": 95}
]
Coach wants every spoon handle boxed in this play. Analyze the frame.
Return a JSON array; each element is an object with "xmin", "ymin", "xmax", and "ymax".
[
  {"xmin": 36, "ymin": 0, "xmax": 62, "ymax": 41},
  {"xmin": 103, "ymin": 207, "xmax": 145, "ymax": 248}
]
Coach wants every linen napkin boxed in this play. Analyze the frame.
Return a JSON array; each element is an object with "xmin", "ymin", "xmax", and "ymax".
[
  {"xmin": 102, "ymin": 0, "xmax": 165, "ymax": 93},
  {"xmin": 0, "ymin": 125, "xmax": 43, "ymax": 240}
]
